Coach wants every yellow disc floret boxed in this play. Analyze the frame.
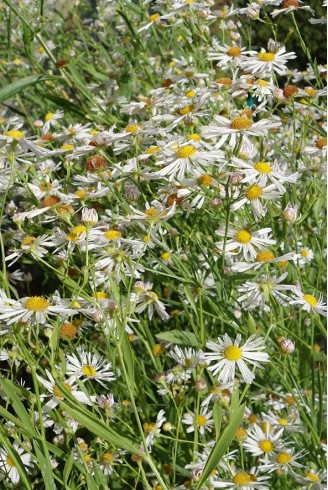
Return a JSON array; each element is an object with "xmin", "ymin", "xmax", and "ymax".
[
  {"xmin": 254, "ymin": 161, "xmax": 272, "ymax": 174},
  {"xmin": 82, "ymin": 365, "xmax": 97, "ymax": 377},
  {"xmin": 245, "ymin": 184, "xmax": 263, "ymax": 200},
  {"xmin": 5, "ymin": 129, "xmax": 25, "ymax": 139},
  {"xmin": 230, "ymin": 117, "xmax": 253, "ymax": 130},
  {"xmin": 227, "ymin": 46, "xmax": 242, "ymax": 57},
  {"xmin": 176, "ymin": 145, "xmax": 197, "ymax": 159},
  {"xmin": 303, "ymin": 294, "xmax": 317, "ymax": 307},
  {"xmin": 25, "ymin": 296, "xmax": 50, "ymax": 311},
  {"xmin": 258, "ymin": 52, "xmax": 275, "ymax": 62},
  {"xmin": 104, "ymin": 230, "xmax": 122, "ymax": 240},
  {"xmin": 256, "ymin": 251, "xmax": 275, "ymax": 262},
  {"xmin": 259, "ymin": 439, "xmax": 274, "ymax": 453},
  {"xmin": 235, "ymin": 230, "xmax": 252, "ymax": 244},
  {"xmin": 276, "ymin": 452, "xmax": 292, "ymax": 465},
  {"xmin": 196, "ymin": 415, "xmax": 207, "ymax": 426},
  {"xmin": 224, "ymin": 345, "xmax": 242, "ymax": 361},
  {"xmin": 232, "ymin": 472, "xmax": 252, "ymax": 485}
]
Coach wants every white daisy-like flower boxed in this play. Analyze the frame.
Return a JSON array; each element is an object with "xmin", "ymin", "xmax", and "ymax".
[
  {"xmin": 144, "ymin": 409, "xmax": 166, "ymax": 449},
  {"xmin": 131, "ymin": 281, "xmax": 169, "ymax": 320},
  {"xmin": 243, "ymin": 424, "xmax": 284, "ymax": 459},
  {"xmin": 36, "ymin": 370, "xmax": 96, "ymax": 412},
  {"xmin": 231, "ymin": 182, "xmax": 284, "ymax": 220},
  {"xmin": 0, "ymin": 127, "xmax": 64, "ymax": 156},
  {"xmin": 182, "ymin": 407, "xmax": 214, "ymax": 436},
  {"xmin": 98, "ymin": 451, "xmax": 123, "ymax": 475},
  {"xmin": 303, "ymin": 136, "xmax": 327, "ymax": 157},
  {"xmin": 271, "ymin": 0, "xmax": 314, "ymax": 18},
  {"xmin": 211, "ymin": 469, "xmax": 271, "ymax": 488},
  {"xmin": 204, "ymin": 334, "xmax": 270, "ymax": 384},
  {"xmin": 42, "ymin": 111, "xmax": 64, "ymax": 133},
  {"xmin": 65, "ymin": 348, "xmax": 115, "ymax": 388},
  {"xmin": 293, "ymin": 246, "xmax": 314, "ymax": 267},
  {"xmin": 5, "ymin": 234, "xmax": 55, "ymax": 266},
  {"xmin": 0, "ymin": 443, "xmax": 34, "ymax": 484},
  {"xmin": 201, "ymin": 114, "xmax": 281, "ymax": 149},
  {"xmin": 290, "ymin": 285, "xmax": 327, "ymax": 316},
  {"xmin": 0, "ymin": 292, "xmax": 77, "ymax": 326},
  {"xmin": 168, "ymin": 346, "xmax": 205, "ymax": 369},
  {"xmin": 259, "ymin": 448, "xmax": 305, "ymax": 474},
  {"xmin": 294, "ymin": 469, "xmax": 327, "ymax": 489},
  {"xmin": 231, "ymin": 250, "xmax": 295, "ymax": 272},
  {"xmin": 261, "ymin": 410, "xmax": 303, "ymax": 432},
  {"xmin": 240, "ymin": 42, "xmax": 296, "ymax": 78},
  {"xmin": 229, "ymin": 157, "xmax": 299, "ymax": 192},
  {"xmin": 215, "ymin": 225, "xmax": 276, "ymax": 261},
  {"xmin": 236, "ymin": 273, "xmax": 294, "ymax": 310},
  {"xmin": 207, "ymin": 42, "xmax": 250, "ymax": 70},
  {"xmin": 146, "ymin": 143, "xmax": 224, "ymax": 182}
]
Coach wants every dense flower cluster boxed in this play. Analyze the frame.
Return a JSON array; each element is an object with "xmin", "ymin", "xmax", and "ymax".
[{"xmin": 0, "ymin": 0, "xmax": 326, "ymax": 488}]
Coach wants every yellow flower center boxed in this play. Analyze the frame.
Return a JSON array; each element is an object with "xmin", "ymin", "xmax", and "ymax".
[
  {"xmin": 143, "ymin": 422, "xmax": 156, "ymax": 433},
  {"xmin": 256, "ymin": 79, "xmax": 269, "ymax": 87},
  {"xmin": 304, "ymin": 87, "xmax": 316, "ymax": 96},
  {"xmin": 232, "ymin": 472, "xmax": 252, "ymax": 485},
  {"xmin": 305, "ymin": 472, "xmax": 320, "ymax": 482},
  {"xmin": 249, "ymin": 414, "xmax": 257, "ymax": 424},
  {"xmin": 93, "ymin": 291, "xmax": 107, "ymax": 299},
  {"xmin": 125, "ymin": 124, "xmax": 141, "ymax": 133},
  {"xmin": 278, "ymin": 418, "xmax": 289, "ymax": 426},
  {"xmin": 235, "ymin": 427, "xmax": 247, "ymax": 440},
  {"xmin": 148, "ymin": 291, "xmax": 159, "ymax": 302},
  {"xmin": 82, "ymin": 365, "xmax": 97, "ymax": 377},
  {"xmin": 227, "ymin": 46, "xmax": 242, "ymax": 57},
  {"xmin": 25, "ymin": 296, "xmax": 50, "ymax": 311},
  {"xmin": 230, "ymin": 116, "xmax": 253, "ymax": 130},
  {"xmin": 53, "ymin": 384, "xmax": 72, "ymax": 399},
  {"xmin": 185, "ymin": 89, "xmax": 196, "ymax": 98},
  {"xmin": 161, "ymin": 252, "xmax": 171, "ymax": 261},
  {"xmin": 235, "ymin": 229, "xmax": 252, "ymax": 244},
  {"xmin": 176, "ymin": 145, "xmax": 197, "ymax": 159},
  {"xmin": 21, "ymin": 236, "xmax": 36, "ymax": 247},
  {"xmin": 196, "ymin": 415, "xmax": 207, "ymax": 426},
  {"xmin": 149, "ymin": 13, "xmax": 160, "ymax": 22},
  {"xmin": 282, "ymin": 0, "xmax": 300, "ymax": 7},
  {"xmin": 101, "ymin": 452, "xmax": 114, "ymax": 465},
  {"xmin": 303, "ymin": 294, "xmax": 317, "ymax": 306},
  {"xmin": 179, "ymin": 105, "xmax": 194, "ymax": 115},
  {"xmin": 5, "ymin": 129, "xmax": 25, "ymax": 139},
  {"xmin": 45, "ymin": 112, "xmax": 54, "ymax": 121},
  {"xmin": 259, "ymin": 439, "xmax": 273, "ymax": 452},
  {"xmin": 67, "ymin": 225, "xmax": 86, "ymax": 241},
  {"xmin": 60, "ymin": 144, "xmax": 75, "ymax": 151},
  {"xmin": 254, "ymin": 161, "xmax": 272, "ymax": 174},
  {"xmin": 258, "ymin": 52, "xmax": 275, "ymax": 62},
  {"xmin": 145, "ymin": 146, "xmax": 160, "ymax": 154},
  {"xmin": 74, "ymin": 190, "xmax": 88, "ymax": 198},
  {"xmin": 245, "ymin": 184, "xmax": 263, "ymax": 200},
  {"xmin": 316, "ymin": 137, "xmax": 327, "ymax": 149},
  {"xmin": 224, "ymin": 345, "xmax": 242, "ymax": 361},
  {"xmin": 104, "ymin": 230, "xmax": 121, "ymax": 240},
  {"xmin": 276, "ymin": 452, "xmax": 292, "ymax": 464},
  {"xmin": 256, "ymin": 251, "xmax": 275, "ymax": 262},
  {"xmin": 198, "ymin": 174, "xmax": 213, "ymax": 186},
  {"xmin": 6, "ymin": 456, "xmax": 16, "ymax": 468},
  {"xmin": 217, "ymin": 77, "xmax": 232, "ymax": 86},
  {"xmin": 144, "ymin": 207, "xmax": 159, "ymax": 217},
  {"xmin": 187, "ymin": 133, "xmax": 202, "ymax": 141},
  {"xmin": 60, "ymin": 323, "xmax": 78, "ymax": 340}
]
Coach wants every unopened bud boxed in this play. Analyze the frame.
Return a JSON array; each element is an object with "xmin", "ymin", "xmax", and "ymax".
[
  {"xmin": 282, "ymin": 202, "xmax": 298, "ymax": 222},
  {"xmin": 279, "ymin": 337, "xmax": 295, "ymax": 354},
  {"xmin": 195, "ymin": 379, "xmax": 207, "ymax": 391},
  {"xmin": 82, "ymin": 207, "xmax": 98, "ymax": 225}
]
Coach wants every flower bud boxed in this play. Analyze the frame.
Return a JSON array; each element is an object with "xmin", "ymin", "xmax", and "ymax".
[
  {"xmin": 82, "ymin": 207, "xmax": 98, "ymax": 225},
  {"xmin": 282, "ymin": 202, "xmax": 298, "ymax": 222},
  {"xmin": 195, "ymin": 379, "xmax": 207, "ymax": 391},
  {"xmin": 278, "ymin": 337, "xmax": 295, "ymax": 354}
]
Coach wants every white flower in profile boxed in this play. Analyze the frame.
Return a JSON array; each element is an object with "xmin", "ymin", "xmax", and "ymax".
[
  {"xmin": 211, "ymin": 469, "xmax": 271, "ymax": 488},
  {"xmin": 271, "ymin": 0, "xmax": 314, "ymax": 18},
  {"xmin": 0, "ymin": 443, "xmax": 33, "ymax": 484},
  {"xmin": 143, "ymin": 410, "xmax": 166, "ymax": 449},
  {"xmin": 182, "ymin": 407, "xmax": 214, "ymax": 435},
  {"xmin": 231, "ymin": 182, "xmax": 284, "ymax": 220},
  {"xmin": 231, "ymin": 250, "xmax": 295, "ymax": 273},
  {"xmin": 204, "ymin": 334, "xmax": 269, "ymax": 384},
  {"xmin": 65, "ymin": 348, "xmax": 115, "ymax": 388},
  {"xmin": 131, "ymin": 281, "xmax": 169, "ymax": 320},
  {"xmin": 290, "ymin": 285, "xmax": 327, "ymax": 316}
]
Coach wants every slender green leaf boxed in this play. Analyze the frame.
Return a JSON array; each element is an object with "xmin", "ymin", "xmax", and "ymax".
[
  {"xmin": 34, "ymin": 443, "xmax": 57, "ymax": 490},
  {"xmin": 195, "ymin": 403, "xmax": 245, "ymax": 489},
  {"xmin": 0, "ymin": 75, "xmax": 57, "ymax": 103},
  {"xmin": 156, "ymin": 330, "xmax": 198, "ymax": 347},
  {"xmin": 213, "ymin": 403, "xmax": 222, "ymax": 440},
  {"xmin": 63, "ymin": 451, "xmax": 74, "ymax": 488}
]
